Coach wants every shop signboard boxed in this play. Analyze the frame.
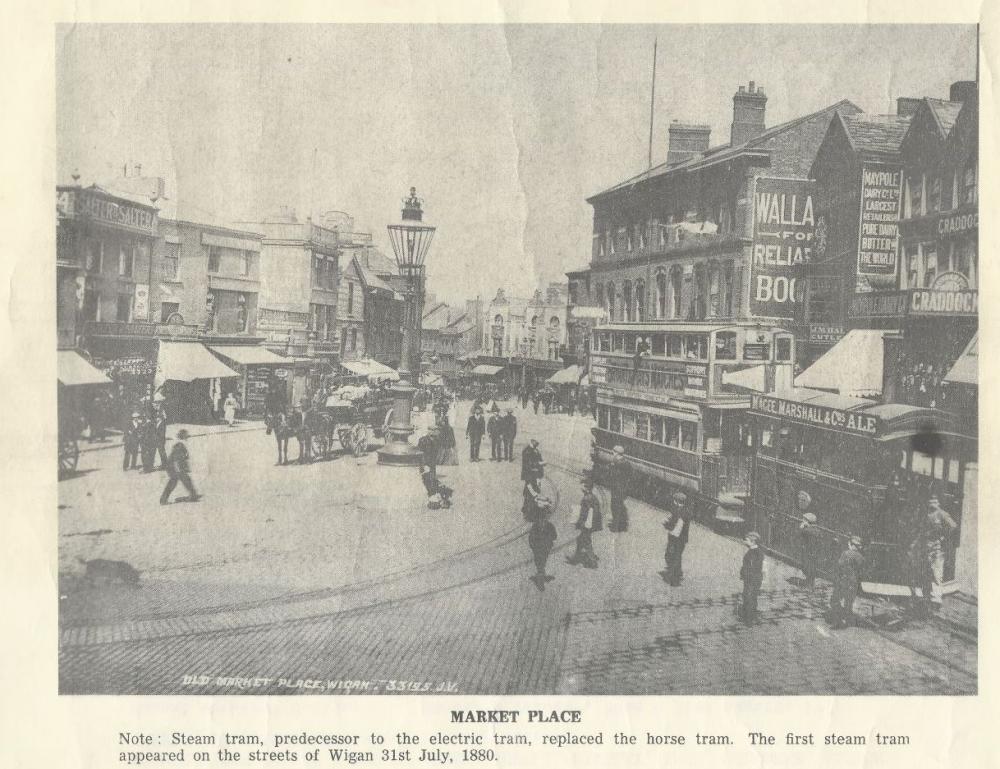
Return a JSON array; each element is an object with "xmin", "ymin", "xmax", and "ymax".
[
  {"xmin": 750, "ymin": 177, "xmax": 815, "ymax": 318},
  {"xmin": 57, "ymin": 188, "xmax": 158, "ymax": 235},
  {"xmin": 750, "ymin": 394, "xmax": 880, "ymax": 437},
  {"xmin": 850, "ymin": 290, "xmax": 909, "ymax": 318},
  {"xmin": 855, "ymin": 164, "xmax": 902, "ymax": 292},
  {"xmin": 808, "ymin": 324, "xmax": 845, "ymax": 344}
]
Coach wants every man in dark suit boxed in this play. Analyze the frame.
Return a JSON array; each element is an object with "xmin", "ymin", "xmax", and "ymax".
[
  {"xmin": 487, "ymin": 412, "xmax": 502, "ymax": 461},
  {"xmin": 465, "ymin": 407, "xmax": 485, "ymax": 461},
  {"xmin": 663, "ymin": 492, "xmax": 691, "ymax": 586},
  {"xmin": 501, "ymin": 408, "xmax": 518, "ymax": 461},
  {"xmin": 829, "ymin": 536, "xmax": 865, "ymax": 629},
  {"xmin": 521, "ymin": 438, "xmax": 544, "ymax": 484},
  {"xmin": 740, "ymin": 531, "xmax": 764, "ymax": 624},
  {"xmin": 160, "ymin": 429, "xmax": 200, "ymax": 505},
  {"xmin": 122, "ymin": 411, "xmax": 141, "ymax": 471},
  {"xmin": 607, "ymin": 445, "xmax": 631, "ymax": 532}
]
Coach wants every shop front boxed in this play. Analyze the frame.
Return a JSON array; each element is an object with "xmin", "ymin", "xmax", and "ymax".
[
  {"xmin": 207, "ymin": 345, "xmax": 297, "ymax": 419},
  {"xmin": 155, "ymin": 340, "xmax": 240, "ymax": 423}
]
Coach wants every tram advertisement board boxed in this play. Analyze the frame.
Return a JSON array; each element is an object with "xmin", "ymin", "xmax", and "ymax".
[
  {"xmin": 855, "ymin": 163, "xmax": 903, "ymax": 292},
  {"xmin": 750, "ymin": 393, "xmax": 880, "ymax": 436},
  {"xmin": 751, "ymin": 177, "xmax": 815, "ymax": 318}
]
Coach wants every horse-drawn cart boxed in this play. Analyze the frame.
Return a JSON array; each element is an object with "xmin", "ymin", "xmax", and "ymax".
[{"xmin": 307, "ymin": 386, "xmax": 394, "ymax": 459}]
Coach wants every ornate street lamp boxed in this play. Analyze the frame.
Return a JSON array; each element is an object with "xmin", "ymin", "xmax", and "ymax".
[{"xmin": 378, "ymin": 187, "xmax": 436, "ymax": 466}]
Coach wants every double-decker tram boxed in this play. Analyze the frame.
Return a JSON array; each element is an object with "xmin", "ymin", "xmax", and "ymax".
[
  {"xmin": 588, "ymin": 321, "xmax": 796, "ymax": 525},
  {"xmin": 746, "ymin": 389, "xmax": 970, "ymax": 589}
]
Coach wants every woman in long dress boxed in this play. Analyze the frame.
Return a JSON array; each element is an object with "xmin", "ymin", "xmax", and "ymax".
[
  {"xmin": 437, "ymin": 416, "xmax": 459, "ymax": 466},
  {"xmin": 223, "ymin": 393, "xmax": 238, "ymax": 426}
]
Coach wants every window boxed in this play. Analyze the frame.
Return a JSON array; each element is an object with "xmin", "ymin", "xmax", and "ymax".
[
  {"xmin": 650, "ymin": 416, "xmax": 664, "ymax": 443},
  {"xmin": 669, "ymin": 267, "xmax": 682, "ymax": 318},
  {"xmin": 665, "ymin": 418, "xmax": 680, "ymax": 447},
  {"xmin": 350, "ymin": 328, "xmax": 358, "ymax": 352},
  {"xmin": 608, "ymin": 230, "xmax": 616, "ymax": 255},
  {"xmin": 638, "ymin": 223, "xmax": 646, "ymax": 250},
  {"xmin": 964, "ymin": 159, "xmax": 977, "ymax": 205},
  {"xmin": 596, "ymin": 233, "xmax": 605, "ymax": 258},
  {"xmin": 208, "ymin": 246, "xmax": 221, "ymax": 273},
  {"xmin": 655, "ymin": 270, "xmax": 666, "ymax": 318},
  {"xmin": 548, "ymin": 340, "xmax": 560, "ymax": 360},
  {"xmin": 715, "ymin": 331, "xmax": 737, "ymax": 360},
  {"xmin": 311, "ymin": 303, "xmax": 320, "ymax": 332},
  {"xmin": 606, "ymin": 283, "xmax": 616, "ymax": 320},
  {"xmin": 160, "ymin": 302, "xmax": 179, "ymax": 323},
  {"xmin": 922, "ymin": 244, "xmax": 938, "ymax": 288},
  {"xmin": 708, "ymin": 265, "xmax": 721, "ymax": 317},
  {"xmin": 690, "ymin": 264, "xmax": 707, "ymax": 320},
  {"xmin": 954, "ymin": 238, "xmax": 977, "ymax": 287},
  {"xmin": 119, "ymin": 243, "xmax": 134, "ymax": 277},
  {"xmin": 636, "ymin": 413, "xmax": 649, "ymax": 441},
  {"xmin": 685, "ymin": 334, "xmax": 707, "ymax": 360},
  {"xmin": 348, "ymin": 282, "xmax": 355, "ymax": 315},
  {"xmin": 910, "ymin": 174, "xmax": 924, "ymax": 218},
  {"xmin": 634, "ymin": 280, "xmax": 645, "ymax": 322},
  {"xmin": 205, "ymin": 291, "xmax": 216, "ymax": 329},
  {"xmin": 626, "ymin": 226, "xmax": 633, "ymax": 252},
  {"xmin": 313, "ymin": 257, "xmax": 323, "ymax": 287},
  {"xmin": 598, "ymin": 405, "xmax": 609, "ymax": 429},
  {"xmin": 86, "ymin": 240, "xmax": 103, "ymax": 273},
  {"xmin": 929, "ymin": 177, "xmax": 942, "ymax": 213},
  {"xmin": 236, "ymin": 294, "xmax": 248, "ymax": 333},
  {"xmin": 162, "ymin": 243, "xmax": 179, "ymax": 280},
  {"xmin": 666, "ymin": 334, "xmax": 683, "ymax": 358},
  {"xmin": 116, "ymin": 293, "xmax": 132, "ymax": 322},
  {"xmin": 241, "ymin": 250, "xmax": 253, "ymax": 276},
  {"xmin": 609, "ymin": 408, "xmax": 622, "ymax": 433},
  {"xmin": 904, "ymin": 244, "xmax": 921, "ymax": 290},
  {"xmin": 680, "ymin": 421, "xmax": 696, "ymax": 452},
  {"xmin": 776, "ymin": 336, "xmax": 793, "ymax": 362},
  {"xmin": 623, "ymin": 281, "xmax": 632, "ymax": 322},
  {"xmin": 622, "ymin": 410, "xmax": 636, "ymax": 437}
]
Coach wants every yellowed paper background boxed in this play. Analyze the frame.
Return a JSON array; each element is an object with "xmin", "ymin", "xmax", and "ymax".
[{"xmin": 1, "ymin": 1, "xmax": 997, "ymax": 767}]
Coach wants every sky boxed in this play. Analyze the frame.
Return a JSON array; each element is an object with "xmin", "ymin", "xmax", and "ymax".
[{"xmin": 56, "ymin": 24, "xmax": 977, "ymax": 305}]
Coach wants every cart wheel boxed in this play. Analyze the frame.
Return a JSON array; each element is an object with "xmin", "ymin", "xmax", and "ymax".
[
  {"xmin": 352, "ymin": 424, "xmax": 369, "ymax": 457},
  {"xmin": 59, "ymin": 438, "xmax": 79, "ymax": 476}
]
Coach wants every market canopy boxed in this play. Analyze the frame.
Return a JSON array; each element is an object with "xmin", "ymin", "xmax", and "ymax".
[
  {"xmin": 794, "ymin": 329, "xmax": 894, "ymax": 398},
  {"xmin": 547, "ymin": 365, "xmax": 582, "ymax": 385},
  {"xmin": 156, "ymin": 341, "xmax": 239, "ymax": 384},
  {"xmin": 471, "ymin": 364, "xmax": 504, "ymax": 377},
  {"xmin": 208, "ymin": 345, "xmax": 290, "ymax": 366},
  {"xmin": 58, "ymin": 350, "xmax": 112, "ymax": 387},
  {"xmin": 943, "ymin": 333, "xmax": 977, "ymax": 386}
]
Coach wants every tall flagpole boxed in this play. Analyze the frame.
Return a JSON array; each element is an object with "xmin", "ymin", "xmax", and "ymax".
[{"xmin": 647, "ymin": 37, "xmax": 657, "ymax": 170}]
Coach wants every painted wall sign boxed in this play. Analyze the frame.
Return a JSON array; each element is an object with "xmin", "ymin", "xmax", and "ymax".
[
  {"xmin": 751, "ymin": 177, "xmax": 815, "ymax": 318},
  {"xmin": 808, "ymin": 324, "xmax": 845, "ymax": 344},
  {"xmin": 855, "ymin": 164, "xmax": 902, "ymax": 291}
]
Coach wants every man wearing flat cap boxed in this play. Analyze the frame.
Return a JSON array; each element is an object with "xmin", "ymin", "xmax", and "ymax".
[
  {"xmin": 607, "ymin": 445, "xmax": 631, "ymax": 532},
  {"xmin": 829, "ymin": 535, "xmax": 865, "ymax": 629}
]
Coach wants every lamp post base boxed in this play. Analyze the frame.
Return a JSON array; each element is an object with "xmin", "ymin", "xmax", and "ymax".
[{"xmin": 377, "ymin": 377, "xmax": 424, "ymax": 467}]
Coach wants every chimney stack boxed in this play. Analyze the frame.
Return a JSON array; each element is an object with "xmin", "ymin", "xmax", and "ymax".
[
  {"xmin": 731, "ymin": 80, "xmax": 767, "ymax": 147},
  {"xmin": 667, "ymin": 121, "xmax": 711, "ymax": 166},
  {"xmin": 896, "ymin": 97, "xmax": 922, "ymax": 118},
  {"xmin": 949, "ymin": 80, "xmax": 977, "ymax": 103}
]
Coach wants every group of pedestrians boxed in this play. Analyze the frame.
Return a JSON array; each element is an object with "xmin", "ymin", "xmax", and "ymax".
[{"xmin": 122, "ymin": 401, "xmax": 169, "ymax": 474}]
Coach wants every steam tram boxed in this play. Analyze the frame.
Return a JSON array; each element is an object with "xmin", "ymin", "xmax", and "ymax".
[
  {"xmin": 747, "ymin": 390, "xmax": 970, "ymax": 589},
  {"xmin": 588, "ymin": 321, "xmax": 796, "ymax": 525}
]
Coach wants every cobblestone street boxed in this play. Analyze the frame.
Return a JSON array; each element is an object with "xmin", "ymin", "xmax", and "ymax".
[{"xmin": 58, "ymin": 403, "xmax": 976, "ymax": 695}]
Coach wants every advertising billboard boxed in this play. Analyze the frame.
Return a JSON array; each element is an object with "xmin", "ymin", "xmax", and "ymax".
[
  {"xmin": 855, "ymin": 163, "xmax": 903, "ymax": 292},
  {"xmin": 751, "ymin": 177, "xmax": 816, "ymax": 318}
]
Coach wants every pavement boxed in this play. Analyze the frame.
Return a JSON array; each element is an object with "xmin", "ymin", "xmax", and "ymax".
[{"xmin": 58, "ymin": 402, "xmax": 977, "ymax": 695}]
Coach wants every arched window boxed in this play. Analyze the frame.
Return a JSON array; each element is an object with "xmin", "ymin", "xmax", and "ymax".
[
  {"xmin": 548, "ymin": 316, "xmax": 560, "ymax": 333},
  {"xmin": 669, "ymin": 267, "xmax": 682, "ymax": 319},
  {"xmin": 606, "ymin": 282, "xmax": 616, "ymax": 320},
  {"xmin": 634, "ymin": 279, "xmax": 645, "ymax": 322},
  {"xmin": 655, "ymin": 270, "xmax": 666, "ymax": 319},
  {"xmin": 623, "ymin": 280, "xmax": 632, "ymax": 322},
  {"xmin": 708, "ymin": 263, "xmax": 721, "ymax": 317},
  {"xmin": 691, "ymin": 264, "xmax": 707, "ymax": 320}
]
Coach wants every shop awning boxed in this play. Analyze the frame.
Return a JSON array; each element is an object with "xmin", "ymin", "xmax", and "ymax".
[
  {"xmin": 156, "ymin": 341, "xmax": 240, "ymax": 383},
  {"xmin": 548, "ymin": 365, "xmax": 582, "ymax": 385},
  {"xmin": 943, "ymin": 334, "xmax": 977, "ymax": 386},
  {"xmin": 340, "ymin": 358, "xmax": 400, "ymax": 382},
  {"xmin": 208, "ymin": 345, "xmax": 291, "ymax": 366},
  {"xmin": 421, "ymin": 372, "xmax": 445, "ymax": 387},
  {"xmin": 794, "ymin": 329, "xmax": 895, "ymax": 398},
  {"xmin": 58, "ymin": 350, "xmax": 112, "ymax": 387},
  {"xmin": 722, "ymin": 365, "xmax": 767, "ymax": 392},
  {"xmin": 471, "ymin": 364, "xmax": 504, "ymax": 376}
]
